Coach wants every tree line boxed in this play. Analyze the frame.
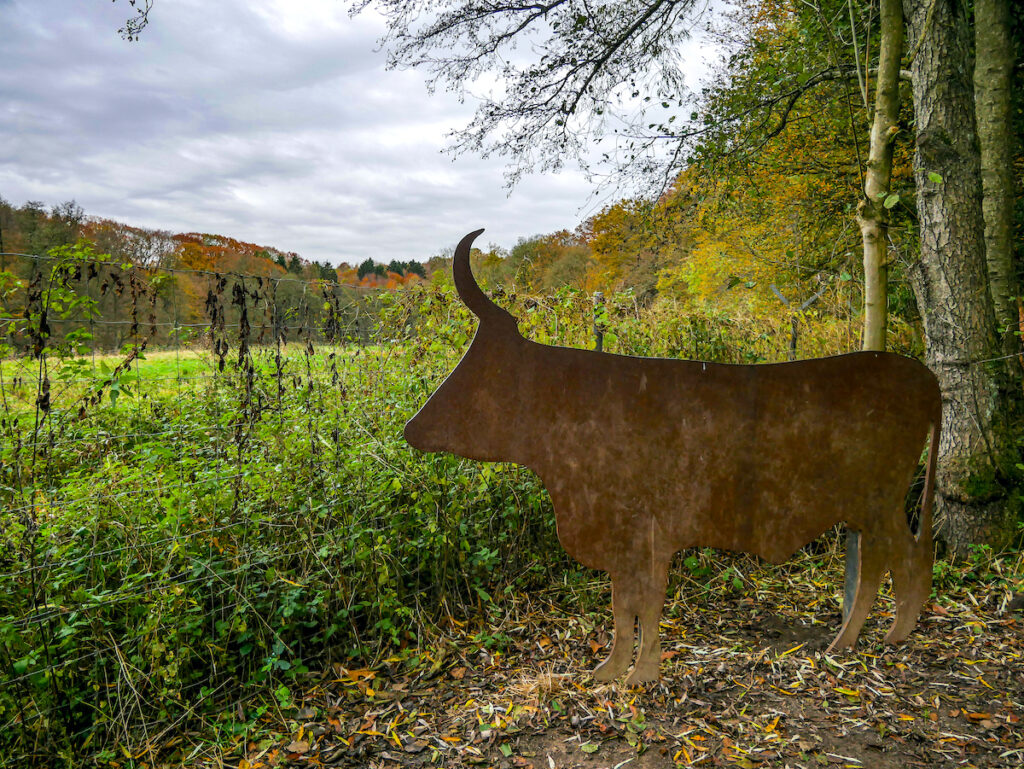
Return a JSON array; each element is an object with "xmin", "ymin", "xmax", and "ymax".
[{"xmin": 0, "ymin": 198, "xmax": 412, "ymax": 349}]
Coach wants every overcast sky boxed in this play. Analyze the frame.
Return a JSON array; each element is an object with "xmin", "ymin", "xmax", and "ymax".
[{"xmin": 0, "ymin": 0, "xmax": 620, "ymax": 265}]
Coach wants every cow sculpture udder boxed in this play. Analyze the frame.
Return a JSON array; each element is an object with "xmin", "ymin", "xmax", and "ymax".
[{"xmin": 405, "ymin": 229, "xmax": 941, "ymax": 684}]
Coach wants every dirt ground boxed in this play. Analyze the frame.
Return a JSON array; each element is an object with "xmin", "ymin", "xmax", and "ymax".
[{"xmin": 237, "ymin": 555, "xmax": 1023, "ymax": 769}]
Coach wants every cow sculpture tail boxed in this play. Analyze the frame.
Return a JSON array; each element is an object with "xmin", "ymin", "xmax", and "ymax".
[{"xmin": 918, "ymin": 398, "xmax": 941, "ymax": 549}]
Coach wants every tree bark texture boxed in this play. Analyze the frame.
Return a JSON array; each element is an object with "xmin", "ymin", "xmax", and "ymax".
[
  {"xmin": 903, "ymin": 0, "xmax": 1018, "ymax": 557},
  {"xmin": 858, "ymin": 0, "xmax": 904, "ymax": 352},
  {"xmin": 974, "ymin": 0, "xmax": 1019, "ymax": 357}
]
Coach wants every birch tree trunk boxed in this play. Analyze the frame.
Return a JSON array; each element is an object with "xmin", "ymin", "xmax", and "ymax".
[
  {"xmin": 844, "ymin": 0, "xmax": 908, "ymax": 613},
  {"xmin": 974, "ymin": 0, "xmax": 1019, "ymax": 357},
  {"xmin": 903, "ymin": 0, "xmax": 1018, "ymax": 557},
  {"xmin": 857, "ymin": 0, "xmax": 904, "ymax": 352}
]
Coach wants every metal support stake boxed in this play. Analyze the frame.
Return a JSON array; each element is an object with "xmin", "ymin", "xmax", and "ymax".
[{"xmin": 843, "ymin": 529, "xmax": 860, "ymax": 622}]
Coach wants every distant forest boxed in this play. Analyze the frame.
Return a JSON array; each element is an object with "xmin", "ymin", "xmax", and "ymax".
[
  {"xmin": 0, "ymin": 197, "xmax": 429, "ymax": 287},
  {"xmin": 0, "ymin": 198, "xmax": 436, "ymax": 351}
]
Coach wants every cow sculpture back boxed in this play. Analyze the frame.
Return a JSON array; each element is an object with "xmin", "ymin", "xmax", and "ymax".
[{"xmin": 405, "ymin": 229, "xmax": 941, "ymax": 684}]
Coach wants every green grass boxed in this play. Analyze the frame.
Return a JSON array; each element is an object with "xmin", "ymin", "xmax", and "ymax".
[{"xmin": 0, "ymin": 344, "xmax": 389, "ymax": 414}]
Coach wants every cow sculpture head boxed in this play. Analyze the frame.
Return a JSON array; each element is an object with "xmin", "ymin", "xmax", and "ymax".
[{"xmin": 404, "ymin": 229, "xmax": 531, "ymax": 464}]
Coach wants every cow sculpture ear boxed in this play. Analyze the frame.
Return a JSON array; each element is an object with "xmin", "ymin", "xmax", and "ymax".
[{"xmin": 453, "ymin": 229, "xmax": 520, "ymax": 334}]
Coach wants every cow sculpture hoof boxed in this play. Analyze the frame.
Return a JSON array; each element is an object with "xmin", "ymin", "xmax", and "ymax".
[
  {"xmin": 592, "ymin": 657, "xmax": 629, "ymax": 682},
  {"xmin": 625, "ymin": 665, "xmax": 659, "ymax": 686}
]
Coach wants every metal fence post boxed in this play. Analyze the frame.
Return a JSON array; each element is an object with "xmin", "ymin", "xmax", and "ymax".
[{"xmin": 843, "ymin": 529, "xmax": 860, "ymax": 622}]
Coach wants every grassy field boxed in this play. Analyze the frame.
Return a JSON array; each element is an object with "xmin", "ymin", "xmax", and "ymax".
[
  {"xmin": 1, "ymin": 347, "xmax": 214, "ymax": 407},
  {"xmin": 1, "ymin": 323, "xmax": 556, "ymax": 766},
  {"xmin": 0, "ymin": 343, "xmax": 387, "ymax": 414}
]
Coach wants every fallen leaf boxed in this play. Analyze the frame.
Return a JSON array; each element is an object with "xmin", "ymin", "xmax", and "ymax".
[{"xmin": 403, "ymin": 738, "xmax": 429, "ymax": 754}]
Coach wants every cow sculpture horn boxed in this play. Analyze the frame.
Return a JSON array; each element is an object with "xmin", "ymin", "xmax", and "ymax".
[{"xmin": 453, "ymin": 229, "xmax": 517, "ymax": 331}]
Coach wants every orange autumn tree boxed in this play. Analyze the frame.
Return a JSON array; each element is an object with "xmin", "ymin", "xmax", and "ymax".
[{"xmin": 582, "ymin": 192, "xmax": 692, "ymax": 296}]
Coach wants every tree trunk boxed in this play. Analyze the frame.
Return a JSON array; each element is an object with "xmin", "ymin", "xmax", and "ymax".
[
  {"xmin": 903, "ymin": 0, "xmax": 1018, "ymax": 557},
  {"xmin": 858, "ymin": 0, "xmax": 904, "ymax": 352},
  {"xmin": 974, "ymin": 0, "xmax": 1019, "ymax": 357}
]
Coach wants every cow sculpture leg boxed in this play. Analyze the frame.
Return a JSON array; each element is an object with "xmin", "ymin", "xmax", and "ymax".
[
  {"xmin": 593, "ymin": 525, "xmax": 671, "ymax": 684},
  {"xmin": 627, "ymin": 559, "xmax": 670, "ymax": 685},
  {"xmin": 886, "ymin": 538, "xmax": 931, "ymax": 643},
  {"xmin": 832, "ymin": 513, "xmax": 931, "ymax": 651},
  {"xmin": 593, "ymin": 576, "xmax": 637, "ymax": 681},
  {"xmin": 828, "ymin": 528, "xmax": 887, "ymax": 651}
]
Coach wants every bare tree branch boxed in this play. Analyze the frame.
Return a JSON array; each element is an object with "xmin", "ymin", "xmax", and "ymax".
[{"xmin": 111, "ymin": 0, "xmax": 153, "ymax": 41}]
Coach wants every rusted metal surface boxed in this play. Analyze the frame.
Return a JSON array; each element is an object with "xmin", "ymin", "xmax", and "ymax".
[{"xmin": 405, "ymin": 229, "xmax": 941, "ymax": 684}]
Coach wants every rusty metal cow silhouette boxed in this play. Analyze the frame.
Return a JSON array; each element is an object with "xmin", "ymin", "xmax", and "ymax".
[{"xmin": 405, "ymin": 229, "xmax": 941, "ymax": 684}]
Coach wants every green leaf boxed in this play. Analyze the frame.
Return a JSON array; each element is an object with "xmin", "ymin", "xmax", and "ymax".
[
  {"xmin": 883, "ymin": 193, "xmax": 900, "ymax": 209},
  {"xmin": 928, "ymin": 172, "xmax": 943, "ymax": 184},
  {"xmin": 840, "ymin": 271, "xmax": 852, "ymax": 282},
  {"xmin": 500, "ymin": 744, "xmax": 513, "ymax": 757},
  {"xmin": 581, "ymin": 742, "xmax": 600, "ymax": 754}
]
